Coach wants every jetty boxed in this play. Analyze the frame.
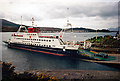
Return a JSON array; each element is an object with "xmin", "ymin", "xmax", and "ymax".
[{"xmin": 81, "ymin": 54, "xmax": 120, "ymax": 69}]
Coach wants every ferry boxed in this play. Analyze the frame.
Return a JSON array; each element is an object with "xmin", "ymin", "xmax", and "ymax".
[
  {"xmin": 3, "ymin": 25, "xmax": 116, "ymax": 61},
  {"xmin": 3, "ymin": 25, "xmax": 82, "ymax": 57},
  {"xmin": 3, "ymin": 16, "xmax": 115, "ymax": 61}
]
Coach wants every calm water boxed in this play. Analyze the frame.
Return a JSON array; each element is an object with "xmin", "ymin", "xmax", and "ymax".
[{"xmin": 1, "ymin": 32, "xmax": 119, "ymax": 71}]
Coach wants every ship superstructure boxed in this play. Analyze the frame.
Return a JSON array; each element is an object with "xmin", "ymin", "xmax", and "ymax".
[{"xmin": 6, "ymin": 25, "xmax": 80, "ymax": 57}]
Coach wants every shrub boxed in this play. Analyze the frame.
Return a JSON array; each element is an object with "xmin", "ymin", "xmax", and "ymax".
[{"xmin": 2, "ymin": 62, "xmax": 58, "ymax": 81}]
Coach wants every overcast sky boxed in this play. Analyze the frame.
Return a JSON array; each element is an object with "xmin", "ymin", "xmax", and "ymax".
[{"xmin": 0, "ymin": 0, "xmax": 119, "ymax": 29}]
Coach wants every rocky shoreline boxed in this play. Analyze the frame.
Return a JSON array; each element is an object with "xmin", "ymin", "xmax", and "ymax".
[
  {"xmin": 90, "ymin": 47, "xmax": 120, "ymax": 54},
  {"xmin": 15, "ymin": 70, "xmax": 120, "ymax": 80}
]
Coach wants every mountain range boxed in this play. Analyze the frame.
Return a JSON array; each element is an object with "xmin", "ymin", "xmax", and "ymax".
[
  {"xmin": 108, "ymin": 27, "xmax": 119, "ymax": 31},
  {"xmin": 1, "ymin": 19, "xmax": 114, "ymax": 32}
]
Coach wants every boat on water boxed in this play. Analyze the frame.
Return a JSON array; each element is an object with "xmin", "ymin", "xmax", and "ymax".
[
  {"xmin": 3, "ymin": 24, "xmax": 116, "ymax": 61},
  {"xmin": 3, "ymin": 14, "xmax": 116, "ymax": 61},
  {"xmin": 3, "ymin": 25, "xmax": 80, "ymax": 57}
]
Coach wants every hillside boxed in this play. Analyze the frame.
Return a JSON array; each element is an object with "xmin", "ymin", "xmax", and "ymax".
[
  {"xmin": 1, "ymin": 19, "xmax": 20, "ymax": 32},
  {"xmin": 1, "ymin": 19, "xmax": 111, "ymax": 32},
  {"xmin": 1, "ymin": 19, "xmax": 61, "ymax": 32},
  {"xmin": 108, "ymin": 27, "xmax": 119, "ymax": 32},
  {"xmin": 65, "ymin": 28, "xmax": 96, "ymax": 32}
]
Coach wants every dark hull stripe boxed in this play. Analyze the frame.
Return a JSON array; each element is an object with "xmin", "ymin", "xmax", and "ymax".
[
  {"xmin": 10, "ymin": 46, "xmax": 65, "ymax": 56},
  {"xmin": 7, "ymin": 43, "xmax": 79, "ymax": 57},
  {"xmin": 6, "ymin": 42, "xmax": 99, "ymax": 60}
]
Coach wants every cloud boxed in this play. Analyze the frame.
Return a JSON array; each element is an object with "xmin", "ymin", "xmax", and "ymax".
[
  {"xmin": 0, "ymin": 0, "xmax": 118, "ymax": 29},
  {"xmin": 68, "ymin": 2, "xmax": 118, "ymax": 19}
]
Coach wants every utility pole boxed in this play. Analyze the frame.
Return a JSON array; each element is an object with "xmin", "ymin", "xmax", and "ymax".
[{"xmin": 96, "ymin": 29, "xmax": 97, "ymax": 39}]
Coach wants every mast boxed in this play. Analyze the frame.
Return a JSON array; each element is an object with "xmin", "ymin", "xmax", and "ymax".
[
  {"xmin": 66, "ymin": 8, "xmax": 72, "ymax": 32},
  {"xmin": 67, "ymin": 8, "xmax": 69, "ymax": 26},
  {"xmin": 17, "ymin": 16, "xmax": 27, "ymax": 32},
  {"xmin": 21, "ymin": 16, "xmax": 22, "ymax": 26},
  {"xmin": 32, "ymin": 17, "xmax": 34, "ymax": 27}
]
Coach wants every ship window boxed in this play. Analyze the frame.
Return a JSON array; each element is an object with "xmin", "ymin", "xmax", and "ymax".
[
  {"xmin": 46, "ymin": 40, "xmax": 48, "ymax": 42},
  {"xmin": 44, "ymin": 40, "xmax": 45, "ymax": 41},
  {"xmin": 44, "ymin": 45, "xmax": 45, "ymax": 47},
  {"xmin": 37, "ymin": 39, "xmax": 38, "ymax": 41},
  {"xmin": 39, "ymin": 39, "xmax": 40, "ymax": 41},
  {"xmin": 49, "ymin": 40, "xmax": 51, "ymax": 42},
  {"xmin": 52, "ymin": 40, "xmax": 54, "ymax": 41},
  {"xmin": 49, "ymin": 45, "xmax": 51, "ymax": 47}
]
